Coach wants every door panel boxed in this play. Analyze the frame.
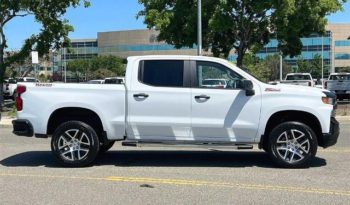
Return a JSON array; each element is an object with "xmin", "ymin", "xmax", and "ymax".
[
  {"xmin": 190, "ymin": 61, "xmax": 261, "ymax": 142},
  {"xmin": 127, "ymin": 60, "xmax": 191, "ymax": 141}
]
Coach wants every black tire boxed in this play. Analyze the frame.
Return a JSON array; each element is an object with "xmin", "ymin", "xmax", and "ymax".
[
  {"xmin": 100, "ymin": 141, "xmax": 115, "ymax": 153},
  {"xmin": 267, "ymin": 122, "xmax": 318, "ymax": 168},
  {"xmin": 51, "ymin": 121, "xmax": 100, "ymax": 167}
]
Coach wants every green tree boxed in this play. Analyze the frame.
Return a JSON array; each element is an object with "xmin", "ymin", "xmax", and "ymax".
[
  {"xmin": 296, "ymin": 54, "xmax": 323, "ymax": 78},
  {"xmin": 66, "ymin": 55, "xmax": 125, "ymax": 80},
  {"xmin": 90, "ymin": 55, "xmax": 125, "ymax": 76},
  {"xmin": 243, "ymin": 54, "xmax": 290, "ymax": 82},
  {"xmin": 0, "ymin": 0, "xmax": 90, "ymax": 109},
  {"xmin": 138, "ymin": 0, "xmax": 345, "ymax": 67}
]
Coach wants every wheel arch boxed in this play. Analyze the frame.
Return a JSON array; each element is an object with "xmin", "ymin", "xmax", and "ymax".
[
  {"xmin": 47, "ymin": 107, "xmax": 105, "ymax": 138},
  {"xmin": 260, "ymin": 110, "xmax": 323, "ymax": 150}
]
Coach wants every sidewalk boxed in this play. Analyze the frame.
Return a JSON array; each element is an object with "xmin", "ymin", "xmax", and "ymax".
[{"xmin": 0, "ymin": 115, "xmax": 14, "ymax": 128}]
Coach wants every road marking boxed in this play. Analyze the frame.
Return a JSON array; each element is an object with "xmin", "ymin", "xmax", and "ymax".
[
  {"xmin": 1, "ymin": 173, "xmax": 350, "ymax": 196},
  {"xmin": 319, "ymin": 149, "xmax": 350, "ymax": 153}
]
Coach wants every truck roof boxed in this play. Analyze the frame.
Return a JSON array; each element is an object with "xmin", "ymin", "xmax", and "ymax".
[
  {"xmin": 329, "ymin": 73, "xmax": 350, "ymax": 75},
  {"xmin": 286, "ymin": 73, "xmax": 311, "ymax": 75},
  {"xmin": 127, "ymin": 55, "xmax": 230, "ymax": 64}
]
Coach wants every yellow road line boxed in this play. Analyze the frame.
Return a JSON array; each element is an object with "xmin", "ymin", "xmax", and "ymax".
[
  {"xmin": 1, "ymin": 173, "xmax": 350, "ymax": 196},
  {"xmin": 319, "ymin": 149, "xmax": 350, "ymax": 153}
]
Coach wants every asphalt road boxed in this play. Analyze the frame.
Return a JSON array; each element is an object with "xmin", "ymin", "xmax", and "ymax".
[{"xmin": 0, "ymin": 120, "xmax": 349, "ymax": 205}]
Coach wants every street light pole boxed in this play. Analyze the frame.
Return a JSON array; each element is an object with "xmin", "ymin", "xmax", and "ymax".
[
  {"xmin": 321, "ymin": 35, "xmax": 324, "ymax": 89},
  {"xmin": 280, "ymin": 54, "xmax": 283, "ymax": 82},
  {"xmin": 197, "ymin": 0, "xmax": 202, "ymax": 56},
  {"xmin": 64, "ymin": 47, "xmax": 67, "ymax": 83}
]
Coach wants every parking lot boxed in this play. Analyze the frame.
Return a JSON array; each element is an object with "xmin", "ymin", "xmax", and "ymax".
[{"xmin": 0, "ymin": 119, "xmax": 349, "ymax": 205}]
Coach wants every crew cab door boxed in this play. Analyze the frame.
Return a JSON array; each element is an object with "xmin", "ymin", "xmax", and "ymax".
[
  {"xmin": 190, "ymin": 61, "xmax": 261, "ymax": 142},
  {"xmin": 127, "ymin": 59, "xmax": 192, "ymax": 141}
]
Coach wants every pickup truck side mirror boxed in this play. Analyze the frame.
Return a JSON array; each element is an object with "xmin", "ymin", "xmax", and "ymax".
[{"xmin": 242, "ymin": 79, "xmax": 255, "ymax": 96}]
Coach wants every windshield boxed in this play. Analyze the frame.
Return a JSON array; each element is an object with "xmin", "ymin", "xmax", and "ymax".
[
  {"xmin": 329, "ymin": 74, "xmax": 350, "ymax": 80},
  {"xmin": 286, "ymin": 75, "xmax": 311, "ymax": 80}
]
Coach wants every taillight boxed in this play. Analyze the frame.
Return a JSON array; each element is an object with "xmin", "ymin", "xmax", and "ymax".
[
  {"xmin": 325, "ymin": 81, "xmax": 328, "ymax": 89},
  {"xmin": 6, "ymin": 83, "xmax": 9, "ymax": 90},
  {"xmin": 16, "ymin": 85, "xmax": 26, "ymax": 111},
  {"xmin": 308, "ymin": 81, "xmax": 311, "ymax": 86}
]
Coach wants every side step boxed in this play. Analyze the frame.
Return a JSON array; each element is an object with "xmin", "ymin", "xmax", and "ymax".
[{"xmin": 122, "ymin": 141, "xmax": 254, "ymax": 150}]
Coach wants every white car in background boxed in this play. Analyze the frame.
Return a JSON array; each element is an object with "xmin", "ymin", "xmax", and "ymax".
[
  {"xmin": 104, "ymin": 77, "xmax": 125, "ymax": 84},
  {"xmin": 3, "ymin": 78, "xmax": 17, "ymax": 100},
  {"xmin": 2, "ymin": 77, "xmax": 39, "ymax": 100},
  {"xmin": 87, "ymin": 80, "xmax": 105, "ymax": 84},
  {"xmin": 325, "ymin": 73, "xmax": 350, "ymax": 100},
  {"xmin": 281, "ymin": 73, "xmax": 314, "ymax": 87},
  {"xmin": 201, "ymin": 79, "xmax": 228, "ymax": 88}
]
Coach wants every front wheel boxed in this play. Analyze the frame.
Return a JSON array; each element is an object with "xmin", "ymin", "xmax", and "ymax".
[
  {"xmin": 267, "ymin": 122, "xmax": 318, "ymax": 168},
  {"xmin": 100, "ymin": 141, "xmax": 115, "ymax": 153},
  {"xmin": 51, "ymin": 121, "xmax": 100, "ymax": 167}
]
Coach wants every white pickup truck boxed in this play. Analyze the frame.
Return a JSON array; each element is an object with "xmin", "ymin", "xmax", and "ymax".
[
  {"xmin": 325, "ymin": 73, "xmax": 350, "ymax": 100},
  {"xmin": 3, "ymin": 78, "xmax": 17, "ymax": 100},
  {"xmin": 13, "ymin": 55, "xmax": 339, "ymax": 168},
  {"xmin": 281, "ymin": 73, "xmax": 314, "ymax": 87}
]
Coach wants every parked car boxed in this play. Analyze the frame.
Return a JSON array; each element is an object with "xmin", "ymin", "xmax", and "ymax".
[
  {"xmin": 201, "ymin": 79, "xmax": 228, "ymax": 88},
  {"xmin": 87, "ymin": 80, "xmax": 105, "ymax": 84},
  {"xmin": 104, "ymin": 77, "xmax": 125, "ymax": 84},
  {"xmin": 325, "ymin": 73, "xmax": 350, "ymax": 100},
  {"xmin": 281, "ymin": 73, "xmax": 314, "ymax": 87},
  {"xmin": 13, "ymin": 55, "xmax": 338, "ymax": 168},
  {"xmin": 2, "ymin": 78, "xmax": 17, "ymax": 100},
  {"xmin": 2, "ymin": 77, "xmax": 40, "ymax": 101},
  {"xmin": 17, "ymin": 77, "xmax": 40, "ymax": 83}
]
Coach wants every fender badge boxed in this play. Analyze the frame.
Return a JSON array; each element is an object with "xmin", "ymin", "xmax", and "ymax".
[
  {"xmin": 265, "ymin": 88, "xmax": 281, "ymax": 92},
  {"xmin": 35, "ymin": 83, "xmax": 53, "ymax": 87}
]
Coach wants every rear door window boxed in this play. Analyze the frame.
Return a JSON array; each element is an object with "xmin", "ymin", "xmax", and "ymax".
[{"xmin": 139, "ymin": 60, "xmax": 184, "ymax": 87}]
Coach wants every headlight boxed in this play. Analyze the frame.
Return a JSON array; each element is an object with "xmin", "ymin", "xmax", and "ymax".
[
  {"xmin": 322, "ymin": 91, "xmax": 336, "ymax": 105},
  {"xmin": 322, "ymin": 97, "xmax": 334, "ymax": 105}
]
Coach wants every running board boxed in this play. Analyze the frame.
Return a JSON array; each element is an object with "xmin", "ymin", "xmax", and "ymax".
[{"xmin": 121, "ymin": 141, "xmax": 254, "ymax": 150}]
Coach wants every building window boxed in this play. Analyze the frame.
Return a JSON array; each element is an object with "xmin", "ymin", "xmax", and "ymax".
[
  {"xmin": 335, "ymin": 53, "xmax": 350, "ymax": 60},
  {"xmin": 335, "ymin": 40, "xmax": 350, "ymax": 47}
]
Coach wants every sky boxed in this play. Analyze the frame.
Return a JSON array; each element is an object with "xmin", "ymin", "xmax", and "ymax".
[{"xmin": 4, "ymin": 0, "xmax": 350, "ymax": 50}]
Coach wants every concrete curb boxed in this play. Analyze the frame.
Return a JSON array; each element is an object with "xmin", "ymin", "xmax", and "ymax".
[{"xmin": 0, "ymin": 117, "xmax": 14, "ymax": 128}]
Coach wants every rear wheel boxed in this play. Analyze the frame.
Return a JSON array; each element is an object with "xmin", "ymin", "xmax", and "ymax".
[
  {"xmin": 51, "ymin": 121, "xmax": 100, "ymax": 167},
  {"xmin": 267, "ymin": 122, "xmax": 318, "ymax": 168}
]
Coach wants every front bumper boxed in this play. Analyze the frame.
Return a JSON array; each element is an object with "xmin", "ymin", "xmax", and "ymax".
[
  {"xmin": 12, "ymin": 120, "xmax": 34, "ymax": 137},
  {"xmin": 320, "ymin": 117, "xmax": 339, "ymax": 148}
]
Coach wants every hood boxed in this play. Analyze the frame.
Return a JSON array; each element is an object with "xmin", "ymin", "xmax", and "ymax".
[{"xmin": 261, "ymin": 83, "xmax": 327, "ymax": 97}]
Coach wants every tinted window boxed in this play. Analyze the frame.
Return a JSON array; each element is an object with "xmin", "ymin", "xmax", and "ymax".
[
  {"xmin": 8, "ymin": 79, "xmax": 17, "ymax": 84},
  {"xmin": 105, "ymin": 79, "xmax": 123, "ymax": 84},
  {"xmin": 196, "ymin": 61, "xmax": 243, "ymax": 89},
  {"xmin": 140, "ymin": 60, "xmax": 184, "ymax": 87},
  {"xmin": 329, "ymin": 74, "xmax": 350, "ymax": 80},
  {"xmin": 286, "ymin": 75, "xmax": 311, "ymax": 80}
]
